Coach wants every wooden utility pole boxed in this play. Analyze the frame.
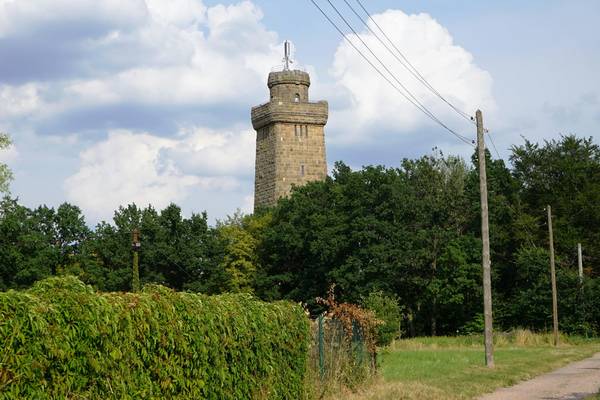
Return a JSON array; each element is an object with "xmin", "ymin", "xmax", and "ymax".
[
  {"xmin": 577, "ymin": 243, "xmax": 583, "ymax": 285},
  {"xmin": 132, "ymin": 228, "xmax": 141, "ymax": 292},
  {"xmin": 547, "ymin": 206, "xmax": 559, "ymax": 346},
  {"xmin": 476, "ymin": 110, "xmax": 494, "ymax": 368}
]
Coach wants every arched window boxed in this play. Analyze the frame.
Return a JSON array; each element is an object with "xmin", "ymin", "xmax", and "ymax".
[
  {"xmin": 294, "ymin": 93, "xmax": 300, "ymax": 102},
  {"xmin": 300, "ymin": 165, "xmax": 305, "ymax": 176}
]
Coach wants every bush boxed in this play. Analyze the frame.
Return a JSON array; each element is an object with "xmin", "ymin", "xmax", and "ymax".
[
  {"xmin": 361, "ymin": 290, "xmax": 402, "ymax": 346},
  {"xmin": 0, "ymin": 276, "xmax": 310, "ymax": 399},
  {"xmin": 307, "ymin": 287, "xmax": 380, "ymax": 399},
  {"xmin": 460, "ymin": 313, "xmax": 484, "ymax": 335}
]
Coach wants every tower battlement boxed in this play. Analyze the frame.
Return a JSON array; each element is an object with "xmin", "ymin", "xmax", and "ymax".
[
  {"xmin": 251, "ymin": 50, "xmax": 328, "ymax": 209},
  {"xmin": 267, "ymin": 70, "xmax": 311, "ymax": 103}
]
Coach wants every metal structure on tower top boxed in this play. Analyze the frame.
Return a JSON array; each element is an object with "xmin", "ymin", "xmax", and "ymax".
[{"xmin": 283, "ymin": 40, "xmax": 293, "ymax": 70}]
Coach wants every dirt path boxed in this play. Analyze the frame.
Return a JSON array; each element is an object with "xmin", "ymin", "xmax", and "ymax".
[{"xmin": 478, "ymin": 352, "xmax": 600, "ymax": 400}]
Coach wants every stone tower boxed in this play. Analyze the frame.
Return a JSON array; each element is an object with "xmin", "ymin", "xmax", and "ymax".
[{"xmin": 251, "ymin": 52, "xmax": 328, "ymax": 209}]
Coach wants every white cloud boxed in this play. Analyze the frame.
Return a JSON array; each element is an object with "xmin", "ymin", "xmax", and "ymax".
[
  {"xmin": 241, "ymin": 194, "xmax": 254, "ymax": 213},
  {"xmin": 91, "ymin": 1, "xmax": 277, "ymax": 106},
  {"xmin": 0, "ymin": 83, "xmax": 41, "ymax": 117},
  {"xmin": 0, "ymin": 141, "xmax": 18, "ymax": 163},
  {"xmin": 64, "ymin": 128, "xmax": 252, "ymax": 221},
  {"xmin": 167, "ymin": 127, "xmax": 255, "ymax": 176},
  {"xmin": 1, "ymin": 0, "xmax": 281, "ymax": 113},
  {"xmin": 0, "ymin": 0, "xmax": 147, "ymax": 38},
  {"xmin": 145, "ymin": 0, "xmax": 206, "ymax": 27},
  {"xmin": 329, "ymin": 10, "xmax": 495, "ymax": 144},
  {"xmin": 0, "ymin": 0, "xmax": 277, "ymax": 222},
  {"xmin": 64, "ymin": 130, "xmax": 196, "ymax": 220}
]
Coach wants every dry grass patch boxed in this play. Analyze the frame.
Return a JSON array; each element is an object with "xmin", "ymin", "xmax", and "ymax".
[{"xmin": 327, "ymin": 379, "xmax": 447, "ymax": 400}]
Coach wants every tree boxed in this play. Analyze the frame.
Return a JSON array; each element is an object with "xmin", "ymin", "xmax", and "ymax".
[
  {"xmin": 0, "ymin": 199, "xmax": 91, "ymax": 289},
  {"xmin": 2, "ymin": 133, "xmax": 599, "ymax": 337},
  {"xmin": 361, "ymin": 290, "xmax": 403, "ymax": 346},
  {"xmin": 0, "ymin": 198, "xmax": 48, "ymax": 289},
  {"xmin": 259, "ymin": 175, "xmax": 346, "ymax": 305},
  {"xmin": 511, "ymin": 135, "xmax": 600, "ymax": 276},
  {"xmin": 399, "ymin": 152, "xmax": 474, "ymax": 335},
  {"xmin": 215, "ymin": 210, "xmax": 271, "ymax": 293},
  {"xmin": 84, "ymin": 203, "xmax": 223, "ymax": 293},
  {"xmin": 260, "ymin": 155, "xmax": 484, "ymax": 335},
  {"xmin": 0, "ymin": 133, "xmax": 13, "ymax": 194}
]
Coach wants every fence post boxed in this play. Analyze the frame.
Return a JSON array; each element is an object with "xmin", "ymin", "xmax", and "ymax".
[
  {"xmin": 318, "ymin": 313, "xmax": 325, "ymax": 380},
  {"xmin": 352, "ymin": 320, "xmax": 365, "ymax": 366}
]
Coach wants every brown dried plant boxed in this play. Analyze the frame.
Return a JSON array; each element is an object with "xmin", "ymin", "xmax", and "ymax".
[{"xmin": 316, "ymin": 284, "xmax": 382, "ymax": 353}]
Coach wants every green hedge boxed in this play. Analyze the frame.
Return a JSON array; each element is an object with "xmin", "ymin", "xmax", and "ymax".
[{"xmin": 0, "ymin": 276, "xmax": 310, "ymax": 399}]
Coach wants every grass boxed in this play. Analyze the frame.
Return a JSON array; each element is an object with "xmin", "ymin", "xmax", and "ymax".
[{"xmin": 328, "ymin": 330, "xmax": 600, "ymax": 400}]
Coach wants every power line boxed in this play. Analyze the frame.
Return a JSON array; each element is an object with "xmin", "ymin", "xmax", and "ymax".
[
  {"xmin": 171, "ymin": 260, "xmax": 194, "ymax": 280},
  {"xmin": 325, "ymin": 0, "xmax": 431, "ymax": 117},
  {"xmin": 352, "ymin": 0, "xmax": 475, "ymax": 124},
  {"xmin": 308, "ymin": 0, "xmax": 473, "ymax": 146},
  {"xmin": 487, "ymin": 131, "xmax": 501, "ymax": 159}
]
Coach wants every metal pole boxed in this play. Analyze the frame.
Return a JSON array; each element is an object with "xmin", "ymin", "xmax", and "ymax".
[
  {"xmin": 577, "ymin": 243, "xmax": 583, "ymax": 284},
  {"xmin": 547, "ymin": 206, "xmax": 559, "ymax": 346},
  {"xmin": 476, "ymin": 110, "xmax": 495, "ymax": 368}
]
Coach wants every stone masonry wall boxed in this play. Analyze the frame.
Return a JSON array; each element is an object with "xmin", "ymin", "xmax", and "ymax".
[
  {"xmin": 268, "ymin": 70, "xmax": 310, "ymax": 103},
  {"xmin": 252, "ymin": 69, "xmax": 328, "ymax": 209},
  {"xmin": 273, "ymin": 122, "xmax": 327, "ymax": 201},
  {"xmin": 254, "ymin": 125, "xmax": 277, "ymax": 207}
]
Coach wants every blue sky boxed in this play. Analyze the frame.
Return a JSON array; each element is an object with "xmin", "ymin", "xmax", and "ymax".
[{"xmin": 0, "ymin": 0, "xmax": 598, "ymax": 224}]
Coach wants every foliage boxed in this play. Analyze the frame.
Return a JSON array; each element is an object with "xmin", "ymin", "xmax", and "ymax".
[
  {"xmin": 361, "ymin": 290, "xmax": 403, "ymax": 346},
  {"xmin": 0, "ymin": 276, "xmax": 310, "ymax": 399},
  {"xmin": 0, "ymin": 198, "xmax": 90, "ymax": 290},
  {"xmin": 260, "ymin": 136, "xmax": 600, "ymax": 336},
  {"xmin": 460, "ymin": 313, "xmax": 484, "ymax": 335},
  {"xmin": 0, "ymin": 133, "xmax": 13, "ymax": 194},
  {"xmin": 318, "ymin": 285, "xmax": 381, "ymax": 354},
  {"xmin": 306, "ymin": 286, "xmax": 380, "ymax": 399},
  {"xmin": 260, "ymin": 154, "xmax": 486, "ymax": 336},
  {"xmin": 1, "ymin": 134, "xmax": 600, "ymax": 338},
  {"xmin": 510, "ymin": 136, "xmax": 600, "ymax": 275},
  {"xmin": 306, "ymin": 318, "xmax": 375, "ymax": 400},
  {"xmin": 0, "ymin": 202, "xmax": 226, "ymax": 294},
  {"xmin": 215, "ymin": 210, "xmax": 271, "ymax": 293}
]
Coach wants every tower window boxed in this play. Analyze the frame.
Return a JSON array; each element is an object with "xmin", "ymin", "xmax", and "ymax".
[
  {"xmin": 294, "ymin": 93, "xmax": 300, "ymax": 102},
  {"xmin": 295, "ymin": 125, "xmax": 299, "ymax": 137},
  {"xmin": 300, "ymin": 165, "xmax": 305, "ymax": 176}
]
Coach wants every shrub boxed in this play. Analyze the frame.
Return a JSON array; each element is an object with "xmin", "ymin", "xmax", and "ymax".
[
  {"xmin": 306, "ymin": 285, "xmax": 380, "ymax": 398},
  {"xmin": 0, "ymin": 276, "xmax": 310, "ymax": 399},
  {"xmin": 361, "ymin": 290, "xmax": 402, "ymax": 346},
  {"xmin": 460, "ymin": 313, "xmax": 484, "ymax": 335}
]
